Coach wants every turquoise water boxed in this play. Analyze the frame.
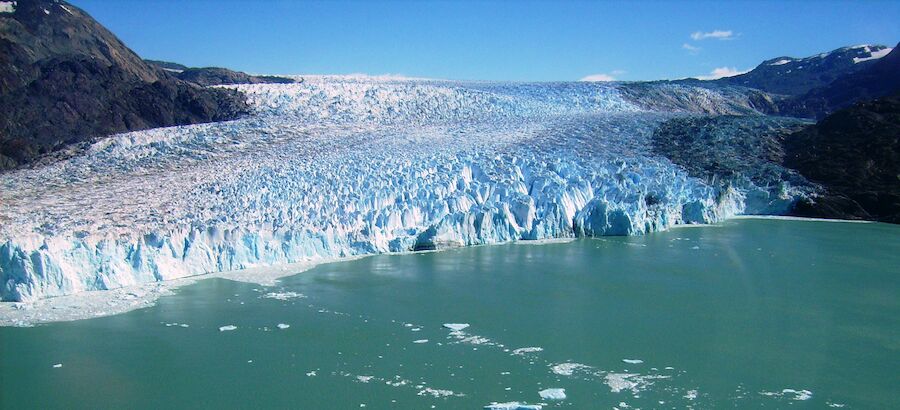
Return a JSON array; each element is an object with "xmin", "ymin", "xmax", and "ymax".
[{"xmin": 1, "ymin": 219, "xmax": 898, "ymax": 409}]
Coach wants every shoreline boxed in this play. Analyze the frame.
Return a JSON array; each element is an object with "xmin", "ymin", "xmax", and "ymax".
[
  {"xmin": 730, "ymin": 215, "xmax": 873, "ymax": 223},
  {"xmin": 0, "ymin": 215, "xmax": 878, "ymax": 326}
]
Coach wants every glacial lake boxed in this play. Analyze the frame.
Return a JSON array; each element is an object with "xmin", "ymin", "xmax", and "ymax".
[{"xmin": 1, "ymin": 218, "xmax": 898, "ymax": 409}]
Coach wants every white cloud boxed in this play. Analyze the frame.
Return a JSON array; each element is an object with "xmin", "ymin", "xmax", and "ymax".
[
  {"xmin": 580, "ymin": 73, "xmax": 618, "ymax": 82},
  {"xmin": 682, "ymin": 43, "xmax": 701, "ymax": 54},
  {"xmin": 695, "ymin": 66, "xmax": 750, "ymax": 80},
  {"xmin": 690, "ymin": 30, "xmax": 734, "ymax": 41}
]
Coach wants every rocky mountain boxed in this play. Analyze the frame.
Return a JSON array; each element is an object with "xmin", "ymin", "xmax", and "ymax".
[
  {"xmin": 777, "ymin": 44, "xmax": 900, "ymax": 119},
  {"xmin": 785, "ymin": 93, "xmax": 900, "ymax": 223},
  {"xmin": 714, "ymin": 44, "xmax": 893, "ymax": 96},
  {"xmin": 0, "ymin": 0, "xmax": 250, "ymax": 170},
  {"xmin": 145, "ymin": 60, "xmax": 296, "ymax": 86},
  {"xmin": 144, "ymin": 59, "xmax": 188, "ymax": 72}
]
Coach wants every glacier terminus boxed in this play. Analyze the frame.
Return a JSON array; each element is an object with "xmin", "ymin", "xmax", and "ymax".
[{"xmin": 0, "ymin": 76, "xmax": 817, "ymax": 302}]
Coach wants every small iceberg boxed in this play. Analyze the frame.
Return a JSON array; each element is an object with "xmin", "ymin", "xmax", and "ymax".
[
  {"xmin": 443, "ymin": 323, "xmax": 470, "ymax": 331},
  {"xmin": 413, "ymin": 339, "xmax": 429, "ymax": 344},
  {"xmin": 622, "ymin": 359, "xmax": 643, "ymax": 364},
  {"xmin": 485, "ymin": 402, "xmax": 542, "ymax": 410},
  {"xmin": 276, "ymin": 323, "xmax": 290, "ymax": 329},
  {"xmin": 219, "ymin": 325, "xmax": 238, "ymax": 332},
  {"xmin": 511, "ymin": 347, "xmax": 543, "ymax": 355},
  {"xmin": 538, "ymin": 388, "xmax": 566, "ymax": 400},
  {"xmin": 52, "ymin": 363, "xmax": 63, "ymax": 368},
  {"xmin": 262, "ymin": 291, "xmax": 306, "ymax": 300},
  {"xmin": 550, "ymin": 362, "xmax": 591, "ymax": 376}
]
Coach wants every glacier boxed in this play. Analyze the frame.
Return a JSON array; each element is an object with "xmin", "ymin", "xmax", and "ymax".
[{"xmin": 0, "ymin": 76, "xmax": 815, "ymax": 302}]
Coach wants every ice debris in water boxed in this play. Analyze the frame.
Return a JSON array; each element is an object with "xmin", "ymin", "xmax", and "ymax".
[
  {"xmin": 218, "ymin": 325, "xmax": 237, "ymax": 332},
  {"xmin": 417, "ymin": 387, "xmax": 461, "ymax": 398},
  {"xmin": 263, "ymin": 291, "xmax": 306, "ymax": 300},
  {"xmin": 538, "ymin": 388, "xmax": 566, "ymax": 400},
  {"xmin": 606, "ymin": 373, "xmax": 640, "ymax": 393},
  {"xmin": 512, "ymin": 347, "xmax": 543, "ymax": 355},
  {"xmin": 485, "ymin": 402, "xmax": 542, "ymax": 410},
  {"xmin": 550, "ymin": 362, "xmax": 592, "ymax": 376},
  {"xmin": 442, "ymin": 323, "xmax": 470, "ymax": 331},
  {"xmin": 622, "ymin": 358, "xmax": 643, "ymax": 364},
  {"xmin": 276, "ymin": 323, "xmax": 290, "ymax": 329},
  {"xmin": 759, "ymin": 389, "xmax": 813, "ymax": 401},
  {"xmin": 0, "ymin": 77, "xmax": 814, "ymax": 302},
  {"xmin": 52, "ymin": 363, "xmax": 62, "ymax": 368},
  {"xmin": 413, "ymin": 339, "xmax": 429, "ymax": 344}
]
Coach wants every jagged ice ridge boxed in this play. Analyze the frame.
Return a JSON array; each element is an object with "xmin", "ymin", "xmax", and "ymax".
[{"xmin": 0, "ymin": 77, "xmax": 813, "ymax": 301}]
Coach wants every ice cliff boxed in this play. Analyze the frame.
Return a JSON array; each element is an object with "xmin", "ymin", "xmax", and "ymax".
[{"xmin": 0, "ymin": 77, "xmax": 814, "ymax": 301}]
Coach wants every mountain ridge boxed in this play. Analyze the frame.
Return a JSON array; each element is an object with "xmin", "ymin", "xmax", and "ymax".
[{"xmin": 0, "ymin": 0, "xmax": 250, "ymax": 169}]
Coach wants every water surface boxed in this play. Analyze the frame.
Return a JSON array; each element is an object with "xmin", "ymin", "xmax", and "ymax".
[{"xmin": 1, "ymin": 219, "xmax": 898, "ymax": 409}]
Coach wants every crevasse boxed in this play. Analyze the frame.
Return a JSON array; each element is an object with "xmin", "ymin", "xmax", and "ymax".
[{"xmin": 0, "ymin": 77, "xmax": 811, "ymax": 301}]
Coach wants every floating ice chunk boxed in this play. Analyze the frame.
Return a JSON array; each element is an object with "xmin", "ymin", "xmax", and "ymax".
[
  {"xmin": 512, "ymin": 347, "xmax": 543, "ymax": 355},
  {"xmin": 413, "ymin": 339, "xmax": 429, "ymax": 344},
  {"xmin": 306, "ymin": 370, "xmax": 317, "ymax": 377},
  {"xmin": 263, "ymin": 291, "xmax": 306, "ymax": 300},
  {"xmin": 219, "ymin": 325, "xmax": 238, "ymax": 331},
  {"xmin": 276, "ymin": 323, "xmax": 290, "ymax": 329},
  {"xmin": 443, "ymin": 323, "xmax": 470, "ymax": 331},
  {"xmin": 538, "ymin": 388, "xmax": 566, "ymax": 400},
  {"xmin": 550, "ymin": 362, "xmax": 592, "ymax": 376},
  {"xmin": 356, "ymin": 375, "xmax": 374, "ymax": 383},
  {"xmin": 684, "ymin": 389, "xmax": 698, "ymax": 400},
  {"xmin": 783, "ymin": 389, "xmax": 813, "ymax": 401},
  {"xmin": 605, "ymin": 373, "xmax": 639, "ymax": 393},
  {"xmin": 457, "ymin": 335, "xmax": 491, "ymax": 345},
  {"xmin": 622, "ymin": 359, "xmax": 643, "ymax": 364},
  {"xmin": 417, "ymin": 387, "xmax": 458, "ymax": 398},
  {"xmin": 485, "ymin": 402, "xmax": 542, "ymax": 410},
  {"xmin": 52, "ymin": 363, "xmax": 62, "ymax": 368},
  {"xmin": 759, "ymin": 388, "xmax": 812, "ymax": 401}
]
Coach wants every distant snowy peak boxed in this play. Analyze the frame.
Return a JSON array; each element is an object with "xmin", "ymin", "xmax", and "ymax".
[
  {"xmin": 718, "ymin": 44, "xmax": 893, "ymax": 96},
  {"xmin": 760, "ymin": 44, "xmax": 891, "ymax": 67}
]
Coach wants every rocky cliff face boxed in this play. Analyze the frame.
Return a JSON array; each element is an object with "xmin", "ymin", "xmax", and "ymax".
[
  {"xmin": 785, "ymin": 94, "xmax": 900, "ymax": 223},
  {"xmin": 0, "ymin": 0, "xmax": 250, "ymax": 169}
]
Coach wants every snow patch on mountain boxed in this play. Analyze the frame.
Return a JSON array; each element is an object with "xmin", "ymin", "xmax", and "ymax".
[
  {"xmin": 0, "ymin": 1, "xmax": 16, "ymax": 13},
  {"xmin": 853, "ymin": 47, "xmax": 892, "ymax": 63}
]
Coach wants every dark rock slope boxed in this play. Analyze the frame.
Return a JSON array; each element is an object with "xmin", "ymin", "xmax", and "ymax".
[
  {"xmin": 0, "ymin": 0, "xmax": 250, "ymax": 170},
  {"xmin": 785, "ymin": 94, "xmax": 900, "ymax": 223},
  {"xmin": 159, "ymin": 64, "xmax": 296, "ymax": 86}
]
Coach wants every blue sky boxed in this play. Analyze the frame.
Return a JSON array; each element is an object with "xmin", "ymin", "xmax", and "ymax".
[{"xmin": 72, "ymin": 0, "xmax": 899, "ymax": 82}]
